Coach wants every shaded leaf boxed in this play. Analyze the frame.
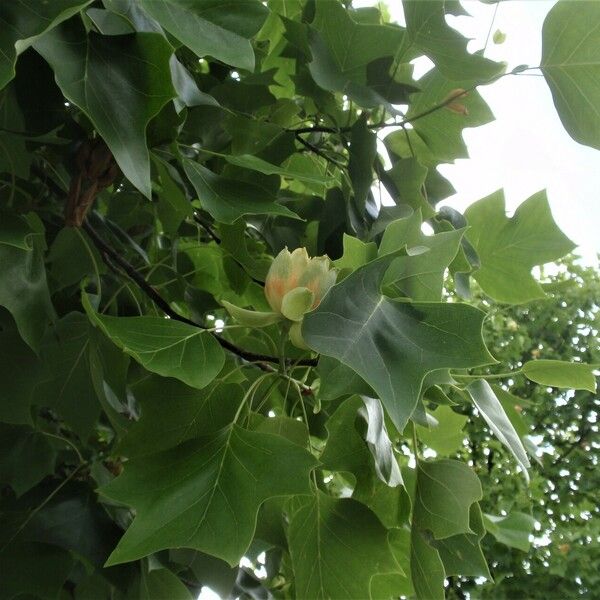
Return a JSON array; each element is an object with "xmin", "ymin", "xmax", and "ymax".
[
  {"xmin": 103, "ymin": 425, "xmax": 317, "ymax": 566},
  {"xmin": 120, "ymin": 375, "xmax": 243, "ymax": 457},
  {"xmin": 139, "ymin": 0, "xmax": 268, "ymax": 72},
  {"xmin": 287, "ymin": 492, "xmax": 402, "ymax": 599},
  {"xmin": 0, "ymin": 0, "xmax": 92, "ymax": 90},
  {"xmin": 183, "ymin": 159, "xmax": 299, "ymax": 224},
  {"xmin": 34, "ymin": 20, "xmax": 175, "ymax": 197}
]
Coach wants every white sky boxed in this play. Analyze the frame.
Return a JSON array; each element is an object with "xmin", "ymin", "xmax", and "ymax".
[{"xmin": 366, "ymin": 0, "xmax": 600, "ymax": 265}]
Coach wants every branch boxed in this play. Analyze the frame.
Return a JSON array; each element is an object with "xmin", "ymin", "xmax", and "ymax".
[
  {"xmin": 82, "ymin": 220, "xmax": 317, "ymax": 367},
  {"xmin": 294, "ymin": 133, "xmax": 347, "ymax": 168},
  {"xmin": 288, "ymin": 87, "xmax": 484, "ymax": 136}
]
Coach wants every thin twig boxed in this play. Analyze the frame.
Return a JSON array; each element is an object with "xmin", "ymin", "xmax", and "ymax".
[{"xmin": 82, "ymin": 220, "xmax": 317, "ymax": 367}]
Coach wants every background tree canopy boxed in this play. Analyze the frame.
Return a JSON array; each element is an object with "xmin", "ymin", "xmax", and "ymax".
[{"xmin": 0, "ymin": 1, "xmax": 598, "ymax": 599}]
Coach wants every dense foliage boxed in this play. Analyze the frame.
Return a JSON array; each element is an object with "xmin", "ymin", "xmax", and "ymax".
[{"xmin": 0, "ymin": 1, "xmax": 598, "ymax": 598}]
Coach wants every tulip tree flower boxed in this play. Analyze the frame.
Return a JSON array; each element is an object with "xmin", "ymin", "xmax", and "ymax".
[{"xmin": 222, "ymin": 247, "xmax": 336, "ymax": 349}]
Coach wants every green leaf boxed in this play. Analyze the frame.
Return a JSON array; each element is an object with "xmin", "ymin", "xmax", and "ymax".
[
  {"xmin": 414, "ymin": 459, "xmax": 482, "ymax": 540},
  {"xmin": 224, "ymin": 153, "xmax": 333, "ymax": 185},
  {"xmin": 403, "ymin": 0, "xmax": 503, "ymax": 82},
  {"xmin": 406, "ymin": 68, "xmax": 495, "ymax": 163},
  {"xmin": 248, "ymin": 413, "xmax": 309, "ymax": 448},
  {"xmin": 382, "ymin": 158, "xmax": 432, "ymax": 218},
  {"xmin": 137, "ymin": 569, "xmax": 193, "ymax": 600},
  {"xmin": 358, "ymin": 396, "xmax": 402, "ymax": 487},
  {"xmin": 410, "ymin": 527, "xmax": 445, "ymax": 600},
  {"xmin": 183, "ymin": 159, "xmax": 300, "ymax": 224},
  {"xmin": 431, "ymin": 503, "xmax": 491, "ymax": 579},
  {"xmin": 522, "ymin": 359, "xmax": 597, "ymax": 392},
  {"xmin": 0, "ymin": 541, "xmax": 73, "ymax": 600},
  {"xmin": 287, "ymin": 492, "xmax": 403, "ymax": 599},
  {"xmin": 312, "ymin": 2, "xmax": 404, "ymax": 78},
  {"xmin": 541, "ymin": 0, "xmax": 600, "ymax": 150},
  {"xmin": 464, "ymin": 190, "xmax": 575, "ymax": 304},
  {"xmin": 139, "ymin": 0, "xmax": 268, "ymax": 72},
  {"xmin": 349, "ymin": 115, "xmax": 377, "ymax": 221},
  {"xmin": 483, "ymin": 511, "xmax": 535, "ymax": 552},
  {"xmin": 416, "ymin": 406, "xmax": 467, "ymax": 456},
  {"xmin": 334, "ymin": 233, "xmax": 377, "ymax": 275},
  {"xmin": 0, "ymin": 0, "xmax": 92, "ymax": 91},
  {"xmin": 380, "ymin": 209, "xmax": 465, "ymax": 301},
  {"xmin": 86, "ymin": 308, "xmax": 224, "ymax": 390},
  {"xmin": 0, "ymin": 213, "xmax": 36, "ymax": 250},
  {"xmin": 0, "ymin": 424, "xmax": 56, "ymax": 497},
  {"xmin": 467, "ymin": 379, "xmax": 531, "ymax": 479},
  {"xmin": 0, "ymin": 330, "xmax": 42, "ymax": 425},
  {"xmin": 34, "ymin": 313, "xmax": 100, "ymax": 437},
  {"xmin": 34, "ymin": 20, "xmax": 176, "ymax": 197},
  {"xmin": 303, "ymin": 252, "xmax": 494, "ymax": 433},
  {"xmin": 320, "ymin": 396, "xmax": 409, "ymax": 528},
  {"xmin": 102, "ymin": 425, "xmax": 317, "ymax": 566},
  {"xmin": 0, "ymin": 216, "xmax": 55, "ymax": 351},
  {"xmin": 120, "ymin": 375, "xmax": 243, "ymax": 458}
]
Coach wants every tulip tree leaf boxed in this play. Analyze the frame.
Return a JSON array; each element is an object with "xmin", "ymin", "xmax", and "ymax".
[
  {"xmin": 0, "ymin": 424, "xmax": 56, "ymax": 497},
  {"xmin": 34, "ymin": 20, "xmax": 176, "ymax": 197},
  {"xmin": 120, "ymin": 376, "xmax": 244, "ymax": 458},
  {"xmin": 287, "ymin": 492, "xmax": 403, "ymax": 600},
  {"xmin": 183, "ymin": 160, "xmax": 300, "ymax": 224},
  {"xmin": 464, "ymin": 190, "xmax": 575, "ymax": 304},
  {"xmin": 0, "ymin": 216, "xmax": 55, "ymax": 351},
  {"xmin": 467, "ymin": 379, "xmax": 531, "ymax": 480},
  {"xmin": 303, "ymin": 252, "xmax": 494, "ymax": 433},
  {"xmin": 406, "ymin": 68, "xmax": 495, "ymax": 163},
  {"xmin": 541, "ymin": 0, "xmax": 600, "ymax": 150},
  {"xmin": 34, "ymin": 313, "xmax": 101, "ymax": 437},
  {"xmin": 416, "ymin": 406, "xmax": 468, "ymax": 456},
  {"xmin": 410, "ymin": 528, "xmax": 445, "ymax": 600},
  {"xmin": 380, "ymin": 209, "xmax": 465, "ymax": 301},
  {"xmin": 430, "ymin": 504, "xmax": 491, "ymax": 579},
  {"xmin": 414, "ymin": 459, "xmax": 482, "ymax": 540},
  {"xmin": 103, "ymin": 425, "xmax": 317, "ymax": 566},
  {"xmin": 85, "ymin": 300, "xmax": 224, "ymax": 390},
  {"xmin": 138, "ymin": 0, "xmax": 269, "ymax": 72},
  {"xmin": 0, "ymin": 0, "xmax": 92, "ymax": 91},
  {"xmin": 483, "ymin": 511, "xmax": 535, "ymax": 552},
  {"xmin": 522, "ymin": 359, "xmax": 597, "ymax": 392},
  {"xmin": 403, "ymin": 0, "xmax": 503, "ymax": 82},
  {"xmin": 321, "ymin": 396, "xmax": 410, "ymax": 529}
]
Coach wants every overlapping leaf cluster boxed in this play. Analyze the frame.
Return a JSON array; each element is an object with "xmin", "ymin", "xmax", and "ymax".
[{"xmin": 0, "ymin": 1, "xmax": 598, "ymax": 598}]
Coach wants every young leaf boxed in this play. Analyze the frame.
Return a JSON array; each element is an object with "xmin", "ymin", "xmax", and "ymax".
[
  {"xmin": 0, "ymin": 0, "xmax": 92, "ymax": 90},
  {"xmin": 34, "ymin": 20, "xmax": 176, "ymax": 197}
]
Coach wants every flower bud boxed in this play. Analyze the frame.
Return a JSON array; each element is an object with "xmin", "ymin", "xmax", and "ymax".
[{"xmin": 265, "ymin": 248, "xmax": 336, "ymax": 317}]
